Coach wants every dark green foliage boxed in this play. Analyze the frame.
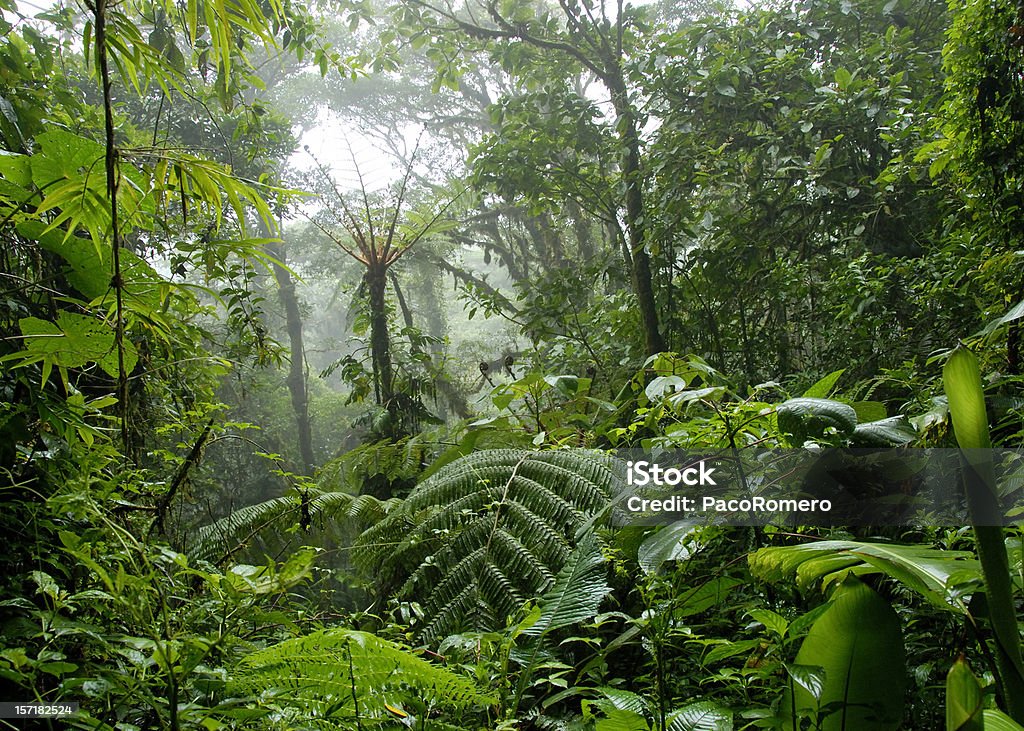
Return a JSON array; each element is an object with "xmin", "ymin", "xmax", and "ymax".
[
  {"xmin": 187, "ymin": 488, "xmax": 398, "ymax": 564},
  {"xmin": 3, "ymin": 0, "xmax": 1024, "ymax": 727},
  {"xmin": 355, "ymin": 449, "xmax": 619, "ymax": 640}
]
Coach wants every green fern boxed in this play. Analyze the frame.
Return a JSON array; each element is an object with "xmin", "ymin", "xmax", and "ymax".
[
  {"xmin": 523, "ymin": 531, "xmax": 609, "ymax": 637},
  {"xmin": 188, "ymin": 489, "xmax": 397, "ymax": 564},
  {"xmin": 230, "ymin": 628, "xmax": 495, "ymax": 726},
  {"xmin": 354, "ymin": 449, "xmax": 620, "ymax": 641}
]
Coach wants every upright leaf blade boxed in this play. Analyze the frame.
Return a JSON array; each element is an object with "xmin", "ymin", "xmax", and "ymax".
[
  {"xmin": 944, "ymin": 346, "xmax": 991, "ymax": 450},
  {"xmin": 946, "ymin": 656, "xmax": 984, "ymax": 731},
  {"xmin": 785, "ymin": 577, "xmax": 905, "ymax": 730},
  {"xmin": 943, "ymin": 345, "xmax": 1024, "ymax": 723}
]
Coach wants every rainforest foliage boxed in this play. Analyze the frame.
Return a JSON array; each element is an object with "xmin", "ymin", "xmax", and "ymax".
[{"xmin": 1, "ymin": 0, "xmax": 1024, "ymax": 728}]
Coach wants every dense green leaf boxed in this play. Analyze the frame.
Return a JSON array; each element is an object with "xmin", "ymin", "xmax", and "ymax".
[
  {"xmin": 750, "ymin": 540, "xmax": 980, "ymax": 612},
  {"xmin": 785, "ymin": 577, "xmax": 905, "ymax": 730}
]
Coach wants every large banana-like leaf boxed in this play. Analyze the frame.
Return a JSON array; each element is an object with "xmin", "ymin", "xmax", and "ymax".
[
  {"xmin": 784, "ymin": 577, "xmax": 905, "ymax": 731},
  {"xmin": 749, "ymin": 539, "xmax": 979, "ymax": 612},
  {"xmin": 984, "ymin": 710, "xmax": 1024, "ymax": 730}
]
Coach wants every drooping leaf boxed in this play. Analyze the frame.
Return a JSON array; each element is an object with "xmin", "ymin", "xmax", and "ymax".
[
  {"xmin": 749, "ymin": 539, "xmax": 979, "ymax": 612},
  {"xmin": 776, "ymin": 398, "xmax": 857, "ymax": 444},
  {"xmin": 850, "ymin": 416, "xmax": 917, "ymax": 446},
  {"xmin": 638, "ymin": 519, "xmax": 699, "ymax": 574}
]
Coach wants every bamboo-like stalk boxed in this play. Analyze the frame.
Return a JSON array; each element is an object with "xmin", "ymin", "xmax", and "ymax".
[{"xmin": 944, "ymin": 346, "xmax": 1024, "ymax": 722}]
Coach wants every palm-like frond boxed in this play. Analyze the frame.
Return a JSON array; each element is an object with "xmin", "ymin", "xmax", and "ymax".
[
  {"xmin": 354, "ymin": 449, "xmax": 620, "ymax": 640},
  {"xmin": 522, "ymin": 531, "xmax": 609, "ymax": 637},
  {"xmin": 187, "ymin": 489, "xmax": 398, "ymax": 564}
]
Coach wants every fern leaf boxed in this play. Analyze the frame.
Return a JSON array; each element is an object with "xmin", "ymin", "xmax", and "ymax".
[
  {"xmin": 522, "ymin": 531, "xmax": 609, "ymax": 636},
  {"xmin": 187, "ymin": 489, "xmax": 397, "ymax": 564},
  {"xmin": 231, "ymin": 628, "xmax": 495, "ymax": 721},
  {"xmin": 355, "ymin": 449, "xmax": 619, "ymax": 640}
]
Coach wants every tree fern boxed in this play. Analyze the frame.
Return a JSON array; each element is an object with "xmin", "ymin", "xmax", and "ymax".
[
  {"xmin": 354, "ymin": 449, "xmax": 620, "ymax": 641},
  {"xmin": 230, "ymin": 628, "xmax": 494, "ymax": 727},
  {"xmin": 187, "ymin": 489, "xmax": 397, "ymax": 564}
]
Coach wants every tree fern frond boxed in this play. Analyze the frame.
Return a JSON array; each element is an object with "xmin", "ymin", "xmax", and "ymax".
[
  {"xmin": 188, "ymin": 495, "xmax": 299, "ymax": 564},
  {"xmin": 187, "ymin": 489, "xmax": 398, "ymax": 564},
  {"xmin": 355, "ymin": 449, "xmax": 620, "ymax": 640},
  {"xmin": 522, "ymin": 531, "xmax": 609, "ymax": 637},
  {"xmin": 231, "ymin": 628, "xmax": 495, "ymax": 723}
]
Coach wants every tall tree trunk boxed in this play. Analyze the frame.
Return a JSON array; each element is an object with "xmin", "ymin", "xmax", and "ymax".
[
  {"xmin": 567, "ymin": 200, "xmax": 595, "ymax": 263},
  {"xmin": 267, "ymin": 235, "xmax": 315, "ymax": 474},
  {"xmin": 366, "ymin": 265, "xmax": 393, "ymax": 407},
  {"xmin": 607, "ymin": 72, "xmax": 665, "ymax": 356}
]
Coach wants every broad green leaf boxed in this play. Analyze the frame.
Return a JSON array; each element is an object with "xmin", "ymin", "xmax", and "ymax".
[
  {"xmin": 30, "ymin": 128, "xmax": 105, "ymax": 187},
  {"xmin": 671, "ymin": 577, "xmax": 743, "ymax": 619},
  {"xmin": 646, "ymin": 375, "xmax": 686, "ymax": 400},
  {"xmin": 786, "ymin": 663, "xmax": 826, "ymax": 702},
  {"xmin": 666, "ymin": 701, "xmax": 732, "ymax": 731},
  {"xmin": 17, "ymin": 313, "xmax": 137, "ymax": 382},
  {"xmin": 946, "ymin": 657, "xmax": 983, "ymax": 731},
  {"xmin": 801, "ymin": 369, "xmax": 844, "ymax": 398},
  {"xmin": 638, "ymin": 519, "xmax": 699, "ymax": 573},
  {"xmin": 749, "ymin": 540, "xmax": 979, "ymax": 612},
  {"xmin": 776, "ymin": 398, "xmax": 857, "ymax": 444},
  {"xmin": 943, "ymin": 346, "xmax": 991, "ymax": 450},
  {"xmin": 595, "ymin": 708, "xmax": 649, "ymax": 731},
  {"xmin": 851, "ymin": 416, "xmax": 917, "ymax": 446},
  {"xmin": 595, "ymin": 687, "xmax": 649, "ymax": 715},
  {"xmin": 984, "ymin": 709, "xmax": 1024, "ymax": 730},
  {"xmin": 944, "ymin": 346, "xmax": 1024, "ymax": 717},
  {"xmin": 785, "ymin": 578, "xmax": 905, "ymax": 730},
  {"xmin": 749, "ymin": 608, "xmax": 788, "ymax": 637},
  {"xmin": 850, "ymin": 400, "xmax": 887, "ymax": 422},
  {"xmin": 17, "ymin": 221, "xmax": 165, "ymax": 311}
]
